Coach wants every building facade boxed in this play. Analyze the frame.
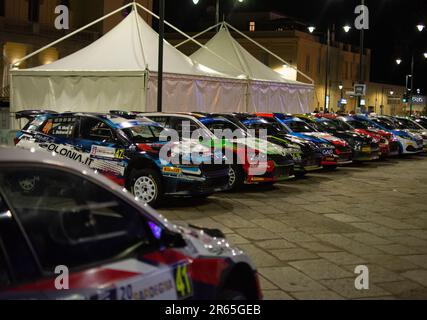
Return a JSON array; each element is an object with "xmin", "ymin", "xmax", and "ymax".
[{"xmin": 168, "ymin": 11, "xmax": 411, "ymax": 115}]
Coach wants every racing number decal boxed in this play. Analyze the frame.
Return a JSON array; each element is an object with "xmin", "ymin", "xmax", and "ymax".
[
  {"xmin": 115, "ymin": 149, "xmax": 125, "ymax": 159},
  {"xmin": 174, "ymin": 264, "xmax": 193, "ymax": 299}
]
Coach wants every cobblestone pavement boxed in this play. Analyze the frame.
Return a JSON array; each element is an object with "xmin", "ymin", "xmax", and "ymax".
[{"xmin": 158, "ymin": 155, "xmax": 427, "ymax": 300}]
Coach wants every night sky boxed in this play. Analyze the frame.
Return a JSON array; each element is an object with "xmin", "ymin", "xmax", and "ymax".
[{"xmin": 153, "ymin": 0, "xmax": 427, "ymax": 92}]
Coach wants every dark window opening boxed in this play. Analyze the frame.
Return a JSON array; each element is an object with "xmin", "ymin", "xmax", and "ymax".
[
  {"xmin": 28, "ymin": 0, "xmax": 40, "ymax": 22},
  {"xmin": 0, "ymin": 0, "xmax": 5, "ymax": 17}
]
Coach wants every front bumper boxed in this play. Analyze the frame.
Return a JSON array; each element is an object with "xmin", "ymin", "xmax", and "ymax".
[
  {"xmin": 246, "ymin": 164, "xmax": 295, "ymax": 184},
  {"xmin": 353, "ymin": 149, "xmax": 380, "ymax": 161},
  {"xmin": 164, "ymin": 168, "xmax": 230, "ymax": 195}
]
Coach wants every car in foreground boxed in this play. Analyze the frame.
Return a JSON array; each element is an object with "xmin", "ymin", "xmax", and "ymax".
[
  {"xmin": 15, "ymin": 112, "xmax": 230, "ymax": 207},
  {"xmin": 299, "ymin": 115, "xmax": 380, "ymax": 162},
  {"xmin": 0, "ymin": 147, "xmax": 261, "ymax": 300},
  {"xmin": 213, "ymin": 113, "xmax": 323, "ymax": 177},
  {"xmin": 142, "ymin": 112, "xmax": 295, "ymax": 190}
]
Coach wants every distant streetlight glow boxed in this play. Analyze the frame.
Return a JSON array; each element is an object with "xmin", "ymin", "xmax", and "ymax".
[
  {"xmin": 193, "ymin": 0, "xmax": 199, "ymax": 4},
  {"xmin": 308, "ymin": 26, "xmax": 316, "ymax": 33},
  {"xmin": 390, "ymin": 91, "xmax": 394, "ymax": 96},
  {"xmin": 339, "ymin": 84, "xmax": 343, "ymax": 90},
  {"xmin": 417, "ymin": 24, "xmax": 425, "ymax": 32},
  {"xmin": 343, "ymin": 25, "xmax": 351, "ymax": 33},
  {"xmin": 396, "ymin": 59, "xmax": 402, "ymax": 65},
  {"xmin": 424, "ymin": 52, "xmax": 427, "ymax": 59}
]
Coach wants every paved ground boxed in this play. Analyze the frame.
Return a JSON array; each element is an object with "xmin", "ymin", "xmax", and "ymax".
[{"xmin": 158, "ymin": 155, "xmax": 427, "ymax": 300}]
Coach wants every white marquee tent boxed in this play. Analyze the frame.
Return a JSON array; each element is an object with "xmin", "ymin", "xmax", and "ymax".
[
  {"xmin": 189, "ymin": 24, "xmax": 314, "ymax": 114},
  {"xmin": 10, "ymin": 3, "xmax": 314, "ymax": 126}
]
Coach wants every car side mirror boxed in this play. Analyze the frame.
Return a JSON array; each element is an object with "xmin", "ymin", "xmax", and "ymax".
[{"xmin": 160, "ymin": 229, "xmax": 186, "ymax": 248}]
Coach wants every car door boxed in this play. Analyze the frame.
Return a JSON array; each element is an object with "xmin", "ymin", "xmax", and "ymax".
[
  {"xmin": 0, "ymin": 164, "xmax": 191, "ymax": 300},
  {"xmin": 0, "ymin": 190, "xmax": 46, "ymax": 299},
  {"xmin": 73, "ymin": 116, "xmax": 128, "ymax": 184}
]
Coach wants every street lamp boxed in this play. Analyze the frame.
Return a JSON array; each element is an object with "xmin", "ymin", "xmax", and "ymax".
[
  {"xmin": 193, "ymin": 0, "xmax": 200, "ymax": 4},
  {"xmin": 396, "ymin": 58, "xmax": 402, "ymax": 65},
  {"xmin": 390, "ymin": 90, "xmax": 394, "ymax": 96},
  {"xmin": 343, "ymin": 25, "xmax": 351, "ymax": 33},
  {"xmin": 424, "ymin": 52, "xmax": 427, "ymax": 59},
  {"xmin": 308, "ymin": 26, "xmax": 316, "ymax": 33},
  {"xmin": 417, "ymin": 24, "xmax": 425, "ymax": 32}
]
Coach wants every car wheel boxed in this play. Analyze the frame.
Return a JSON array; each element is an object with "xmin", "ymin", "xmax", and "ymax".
[
  {"xmin": 323, "ymin": 165, "xmax": 338, "ymax": 170},
  {"xmin": 295, "ymin": 171, "xmax": 307, "ymax": 178},
  {"xmin": 227, "ymin": 165, "xmax": 244, "ymax": 191},
  {"xmin": 130, "ymin": 169, "xmax": 163, "ymax": 207},
  {"xmin": 218, "ymin": 289, "xmax": 247, "ymax": 300}
]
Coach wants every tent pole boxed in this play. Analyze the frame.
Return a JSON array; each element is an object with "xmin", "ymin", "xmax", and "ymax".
[
  {"xmin": 174, "ymin": 23, "xmax": 222, "ymax": 49},
  {"xmin": 157, "ymin": 0, "xmax": 165, "ymax": 112},
  {"xmin": 136, "ymin": 3, "xmax": 246, "ymax": 76},
  {"xmin": 225, "ymin": 22, "xmax": 314, "ymax": 85},
  {"xmin": 12, "ymin": 2, "xmax": 134, "ymax": 68}
]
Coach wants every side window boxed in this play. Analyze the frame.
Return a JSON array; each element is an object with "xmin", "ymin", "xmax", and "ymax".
[
  {"xmin": 0, "ymin": 198, "xmax": 11, "ymax": 289},
  {"xmin": 0, "ymin": 167, "xmax": 155, "ymax": 272},
  {"xmin": 0, "ymin": 193, "xmax": 40, "ymax": 283},
  {"xmin": 171, "ymin": 118, "xmax": 199, "ymax": 137},
  {"xmin": 149, "ymin": 116, "xmax": 168, "ymax": 127},
  {"xmin": 79, "ymin": 118, "xmax": 115, "ymax": 143},
  {"xmin": 41, "ymin": 117, "xmax": 76, "ymax": 138},
  {"xmin": 0, "ymin": 244, "xmax": 10, "ymax": 289}
]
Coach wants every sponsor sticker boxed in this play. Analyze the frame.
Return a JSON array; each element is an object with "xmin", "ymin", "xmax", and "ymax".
[
  {"xmin": 163, "ymin": 167, "xmax": 182, "ymax": 174},
  {"xmin": 174, "ymin": 263, "xmax": 193, "ymax": 299}
]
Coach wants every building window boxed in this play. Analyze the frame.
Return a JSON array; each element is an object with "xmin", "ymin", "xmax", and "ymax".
[
  {"xmin": 0, "ymin": 0, "xmax": 5, "ymax": 17},
  {"xmin": 28, "ymin": 0, "xmax": 40, "ymax": 22},
  {"xmin": 305, "ymin": 55, "xmax": 311, "ymax": 73},
  {"xmin": 249, "ymin": 21, "xmax": 255, "ymax": 32}
]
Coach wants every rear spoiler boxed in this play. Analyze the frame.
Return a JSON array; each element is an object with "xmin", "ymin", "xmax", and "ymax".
[{"xmin": 15, "ymin": 110, "xmax": 58, "ymax": 120}]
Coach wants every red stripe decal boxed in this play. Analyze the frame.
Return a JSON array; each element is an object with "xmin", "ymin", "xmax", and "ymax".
[{"xmin": 9, "ymin": 268, "xmax": 141, "ymax": 292}]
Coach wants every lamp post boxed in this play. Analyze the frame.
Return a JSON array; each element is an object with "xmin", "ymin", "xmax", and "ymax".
[{"xmin": 157, "ymin": 0, "xmax": 165, "ymax": 112}]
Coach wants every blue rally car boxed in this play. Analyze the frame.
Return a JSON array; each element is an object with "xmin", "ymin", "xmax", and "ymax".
[{"xmin": 14, "ymin": 112, "xmax": 230, "ymax": 207}]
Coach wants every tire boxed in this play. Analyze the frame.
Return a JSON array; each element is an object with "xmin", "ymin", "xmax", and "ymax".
[
  {"xmin": 323, "ymin": 165, "xmax": 338, "ymax": 171},
  {"xmin": 218, "ymin": 289, "xmax": 247, "ymax": 301},
  {"xmin": 129, "ymin": 168, "xmax": 163, "ymax": 208},
  {"xmin": 227, "ymin": 165, "xmax": 245, "ymax": 192},
  {"xmin": 295, "ymin": 171, "xmax": 307, "ymax": 178}
]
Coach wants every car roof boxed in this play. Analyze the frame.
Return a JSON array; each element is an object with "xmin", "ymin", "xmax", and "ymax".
[{"xmin": 0, "ymin": 146, "xmax": 165, "ymax": 224}]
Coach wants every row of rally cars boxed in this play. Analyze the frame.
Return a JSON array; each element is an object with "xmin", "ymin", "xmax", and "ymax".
[
  {"xmin": 14, "ymin": 111, "xmax": 427, "ymax": 208},
  {"xmin": 3, "ymin": 110, "xmax": 426, "ymax": 301}
]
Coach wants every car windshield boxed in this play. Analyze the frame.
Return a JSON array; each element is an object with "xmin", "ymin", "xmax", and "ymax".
[
  {"xmin": 121, "ymin": 124, "xmax": 164, "ymax": 143},
  {"xmin": 316, "ymin": 120, "xmax": 339, "ymax": 132},
  {"xmin": 242, "ymin": 119, "xmax": 282, "ymax": 136},
  {"xmin": 371, "ymin": 118, "xmax": 397, "ymax": 130},
  {"xmin": 334, "ymin": 119, "xmax": 353, "ymax": 131},
  {"xmin": 395, "ymin": 118, "xmax": 422, "ymax": 130},
  {"xmin": 346, "ymin": 119, "xmax": 370, "ymax": 130},
  {"xmin": 287, "ymin": 121, "xmax": 317, "ymax": 133},
  {"xmin": 415, "ymin": 118, "xmax": 427, "ymax": 128},
  {"xmin": 200, "ymin": 118, "xmax": 248, "ymax": 138}
]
